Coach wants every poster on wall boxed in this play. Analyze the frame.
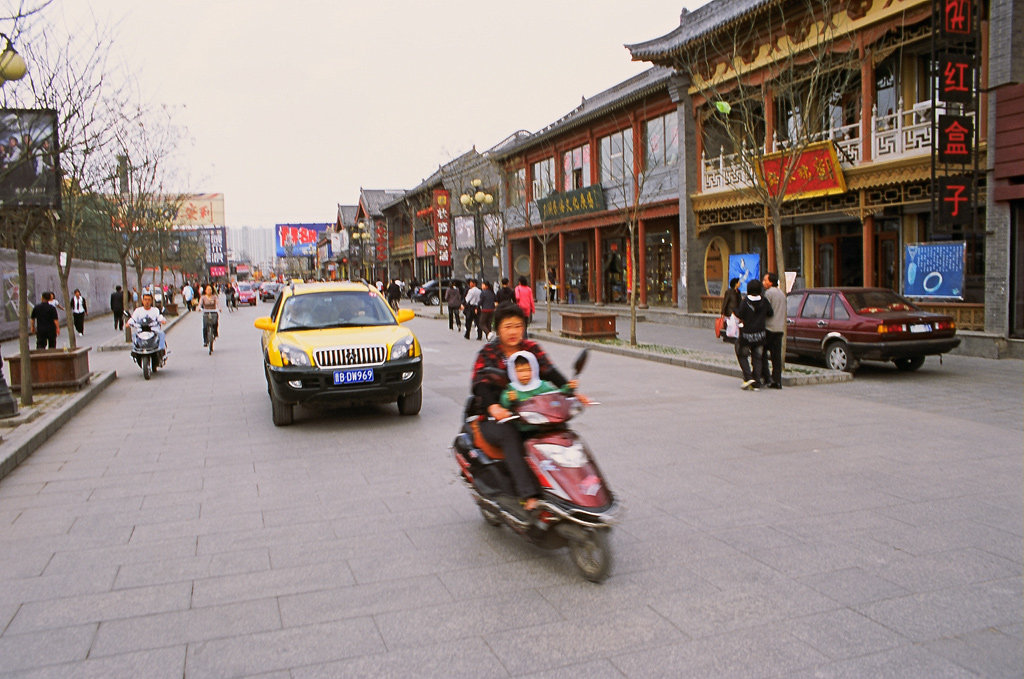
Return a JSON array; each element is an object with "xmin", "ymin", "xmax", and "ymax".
[
  {"xmin": 728, "ymin": 254, "xmax": 760, "ymax": 294},
  {"xmin": 275, "ymin": 223, "xmax": 331, "ymax": 258},
  {"xmin": 0, "ymin": 108, "xmax": 60, "ymax": 209},
  {"xmin": 903, "ymin": 241, "xmax": 965, "ymax": 299}
]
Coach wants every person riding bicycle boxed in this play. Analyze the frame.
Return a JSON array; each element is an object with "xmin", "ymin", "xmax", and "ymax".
[{"xmin": 199, "ymin": 284, "xmax": 222, "ymax": 346}]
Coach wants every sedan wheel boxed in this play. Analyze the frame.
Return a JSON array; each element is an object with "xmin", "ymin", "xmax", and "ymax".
[
  {"xmin": 825, "ymin": 340, "xmax": 858, "ymax": 373},
  {"xmin": 426, "ymin": 293, "xmax": 438, "ymax": 306},
  {"xmin": 894, "ymin": 355, "xmax": 926, "ymax": 371}
]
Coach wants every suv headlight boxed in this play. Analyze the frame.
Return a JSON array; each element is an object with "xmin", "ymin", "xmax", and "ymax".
[
  {"xmin": 390, "ymin": 335, "xmax": 416, "ymax": 361},
  {"xmin": 278, "ymin": 343, "xmax": 311, "ymax": 367}
]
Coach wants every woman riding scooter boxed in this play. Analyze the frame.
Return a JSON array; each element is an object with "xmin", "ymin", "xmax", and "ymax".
[{"xmin": 470, "ymin": 303, "xmax": 590, "ymax": 510}]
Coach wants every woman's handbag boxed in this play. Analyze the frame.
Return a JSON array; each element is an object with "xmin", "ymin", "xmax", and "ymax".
[
  {"xmin": 714, "ymin": 316, "xmax": 726, "ymax": 338},
  {"xmin": 725, "ymin": 314, "xmax": 740, "ymax": 340}
]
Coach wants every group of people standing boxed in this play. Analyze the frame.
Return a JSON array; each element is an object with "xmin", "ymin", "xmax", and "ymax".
[
  {"xmin": 721, "ymin": 272, "xmax": 786, "ymax": 391},
  {"xmin": 446, "ymin": 276, "xmax": 536, "ymax": 341}
]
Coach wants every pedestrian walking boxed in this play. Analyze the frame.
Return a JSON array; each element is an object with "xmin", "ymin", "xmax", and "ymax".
[
  {"xmin": 462, "ymin": 279, "xmax": 481, "ymax": 340},
  {"xmin": 71, "ymin": 288, "xmax": 87, "ymax": 336},
  {"xmin": 733, "ymin": 279, "xmax": 773, "ymax": 390},
  {"xmin": 495, "ymin": 277, "xmax": 514, "ymax": 306},
  {"xmin": 111, "ymin": 285, "xmax": 125, "ymax": 330},
  {"xmin": 514, "ymin": 276, "xmax": 535, "ymax": 337},
  {"xmin": 182, "ymin": 282, "xmax": 194, "ymax": 312},
  {"xmin": 761, "ymin": 272, "xmax": 786, "ymax": 389},
  {"xmin": 30, "ymin": 292, "xmax": 59, "ymax": 349},
  {"xmin": 477, "ymin": 280, "xmax": 496, "ymax": 340},
  {"xmin": 445, "ymin": 282, "xmax": 463, "ymax": 331}
]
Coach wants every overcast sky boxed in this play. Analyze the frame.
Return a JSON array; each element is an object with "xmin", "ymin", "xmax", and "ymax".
[{"xmin": 39, "ymin": 1, "xmax": 706, "ymax": 229}]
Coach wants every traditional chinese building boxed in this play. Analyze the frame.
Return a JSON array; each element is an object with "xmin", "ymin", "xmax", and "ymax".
[
  {"xmin": 626, "ymin": 0, "xmax": 1021, "ymax": 344},
  {"xmin": 492, "ymin": 67, "xmax": 682, "ymax": 306}
]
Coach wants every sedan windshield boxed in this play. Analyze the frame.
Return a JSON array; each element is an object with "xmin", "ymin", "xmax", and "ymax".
[
  {"xmin": 844, "ymin": 289, "xmax": 918, "ymax": 314},
  {"xmin": 278, "ymin": 291, "xmax": 396, "ymax": 331}
]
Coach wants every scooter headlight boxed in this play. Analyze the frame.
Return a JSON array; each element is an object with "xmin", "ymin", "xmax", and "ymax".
[
  {"xmin": 534, "ymin": 442, "xmax": 588, "ymax": 468},
  {"xmin": 278, "ymin": 343, "xmax": 311, "ymax": 367}
]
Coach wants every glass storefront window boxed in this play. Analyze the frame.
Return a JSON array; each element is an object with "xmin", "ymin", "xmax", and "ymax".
[{"xmin": 565, "ymin": 240, "xmax": 590, "ymax": 303}]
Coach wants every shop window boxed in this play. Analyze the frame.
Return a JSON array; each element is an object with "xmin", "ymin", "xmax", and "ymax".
[
  {"xmin": 645, "ymin": 111, "xmax": 679, "ymax": 171},
  {"xmin": 562, "ymin": 144, "xmax": 591, "ymax": 191},
  {"xmin": 531, "ymin": 158, "xmax": 555, "ymax": 201},
  {"xmin": 506, "ymin": 167, "xmax": 525, "ymax": 209},
  {"xmin": 599, "ymin": 128, "xmax": 633, "ymax": 186}
]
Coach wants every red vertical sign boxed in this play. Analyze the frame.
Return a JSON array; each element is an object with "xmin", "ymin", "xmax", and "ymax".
[{"xmin": 432, "ymin": 190, "xmax": 451, "ymax": 266}]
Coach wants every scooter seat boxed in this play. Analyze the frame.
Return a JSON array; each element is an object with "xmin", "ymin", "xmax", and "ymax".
[{"xmin": 469, "ymin": 418, "xmax": 504, "ymax": 460}]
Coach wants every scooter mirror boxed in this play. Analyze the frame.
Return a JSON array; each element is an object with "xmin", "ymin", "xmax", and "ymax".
[{"xmin": 572, "ymin": 348, "xmax": 589, "ymax": 376}]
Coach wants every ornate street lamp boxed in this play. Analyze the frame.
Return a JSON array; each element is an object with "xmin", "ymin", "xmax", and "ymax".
[
  {"xmin": 353, "ymin": 220, "xmax": 372, "ymax": 281},
  {"xmin": 0, "ymin": 33, "xmax": 26, "ymax": 85},
  {"xmin": 459, "ymin": 178, "xmax": 492, "ymax": 282}
]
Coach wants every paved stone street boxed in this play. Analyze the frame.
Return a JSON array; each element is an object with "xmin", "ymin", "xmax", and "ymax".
[{"xmin": 0, "ymin": 305, "xmax": 1020, "ymax": 677}]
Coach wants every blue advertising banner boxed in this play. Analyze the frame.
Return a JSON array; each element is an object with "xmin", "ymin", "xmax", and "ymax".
[
  {"xmin": 728, "ymin": 254, "xmax": 760, "ymax": 294},
  {"xmin": 275, "ymin": 223, "xmax": 332, "ymax": 258},
  {"xmin": 903, "ymin": 241, "xmax": 965, "ymax": 299}
]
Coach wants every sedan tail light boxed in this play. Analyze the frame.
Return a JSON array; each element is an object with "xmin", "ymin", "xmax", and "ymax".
[
  {"xmin": 877, "ymin": 322, "xmax": 906, "ymax": 334},
  {"xmin": 934, "ymin": 320, "xmax": 956, "ymax": 331}
]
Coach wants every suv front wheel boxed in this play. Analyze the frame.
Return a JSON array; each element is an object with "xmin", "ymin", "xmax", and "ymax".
[{"xmin": 397, "ymin": 387, "xmax": 422, "ymax": 416}]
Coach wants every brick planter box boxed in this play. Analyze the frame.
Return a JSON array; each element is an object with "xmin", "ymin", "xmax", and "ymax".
[
  {"xmin": 164, "ymin": 302, "xmax": 179, "ymax": 317},
  {"xmin": 6, "ymin": 347, "xmax": 91, "ymax": 391},
  {"xmin": 560, "ymin": 312, "xmax": 617, "ymax": 339}
]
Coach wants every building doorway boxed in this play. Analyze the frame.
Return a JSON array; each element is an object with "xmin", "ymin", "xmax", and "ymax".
[
  {"xmin": 565, "ymin": 239, "xmax": 590, "ymax": 303},
  {"xmin": 603, "ymin": 237, "xmax": 627, "ymax": 303},
  {"xmin": 1011, "ymin": 201, "xmax": 1024, "ymax": 338},
  {"xmin": 645, "ymin": 227, "xmax": 673, "ymax": 306},
  {"xmin": 815, "ymin": 223, "xmax": 862, "ymax": 287}
]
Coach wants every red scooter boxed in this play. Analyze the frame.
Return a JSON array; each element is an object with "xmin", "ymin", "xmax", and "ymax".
[{"xmin": 453, "ymin": 350, "xmax": 619, "ymax": 582}]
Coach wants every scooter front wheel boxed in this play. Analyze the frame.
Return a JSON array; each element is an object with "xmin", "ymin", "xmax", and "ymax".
[
  {"xmin": 142, "ymin": 355, "xmax": 151, "ymax": 380},
  {"xmin": 478, "ymin": 503, "xmax": 502, "ymax": 527},
  {"xmin": 569, "ymin": 528, "xmax": 611, "ymax": 583}
]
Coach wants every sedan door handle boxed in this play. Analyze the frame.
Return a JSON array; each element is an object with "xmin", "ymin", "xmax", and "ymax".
[
  {"xmin": 786, "ymin": 318, "xmax": 795, "ymax": 325},
  {"xmin": 817, "ymin": 320, "xmax": 828, "ymax": 327}
]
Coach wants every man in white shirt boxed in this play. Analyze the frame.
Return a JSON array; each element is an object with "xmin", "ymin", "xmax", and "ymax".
[
  {"xmin": 71, "ymin": 288, "xmax": 88, "ymax": 336},
  {"xmin": 462, "ymin": 279, "xmax": 481, "ymax": 341},
  {"xmin": 182, "ymin": 283, "xmax": 194, "ymax": 311},
  {"xmin": 128, "ymin": 292, "xmax": 168, "ymax": 351}
]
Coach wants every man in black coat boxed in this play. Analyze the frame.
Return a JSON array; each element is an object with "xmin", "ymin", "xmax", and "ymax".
[
  {"xmin": 30, "ymin": 292, "xmax": 59, "ymax": 349},
  {"xmin": 110, "ymin": 285, "xmax": 125, "ymax": 330}
]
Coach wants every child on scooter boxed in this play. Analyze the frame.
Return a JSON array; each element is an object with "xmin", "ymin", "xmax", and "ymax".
[{"xmin": 500, "ymin": 351, "xmax": 577, "ymax": 430}]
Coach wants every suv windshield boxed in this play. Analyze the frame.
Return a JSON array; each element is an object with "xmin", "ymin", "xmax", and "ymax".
[
  {"xmin": 278, "ymin": 291, "xmax": 396, "ymax": 331},
  {"xmin": 844, "ymin": 289, "xmax": 918, "ymax": 314}
]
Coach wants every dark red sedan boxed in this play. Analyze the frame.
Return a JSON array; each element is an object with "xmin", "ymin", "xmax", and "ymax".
[{"xmin": 785, "ymin": 287, "xmax": 960, "ymax": 373}]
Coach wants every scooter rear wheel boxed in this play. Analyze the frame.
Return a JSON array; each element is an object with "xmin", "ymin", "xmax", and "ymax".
[{"xmin": 569, "ymin": 528, "xmax": 611, "ymax": 583}]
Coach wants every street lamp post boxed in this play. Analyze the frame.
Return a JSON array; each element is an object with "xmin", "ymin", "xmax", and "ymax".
[
  {"xmin": 0, "ymin": 32, "xmax": 26, "ymax": 418},
  {"xmin": 460, "ymin": 179, "xmax": 492, "ymax": 282},
  {"xmin": 354, "ymin": 221, "xmax": 371, "ymax": 281}
]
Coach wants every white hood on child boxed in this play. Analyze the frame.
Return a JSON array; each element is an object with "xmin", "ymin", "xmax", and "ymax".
[{"xmin": 507, "ymin": 350, "xmax": 541, "ymax": 392}]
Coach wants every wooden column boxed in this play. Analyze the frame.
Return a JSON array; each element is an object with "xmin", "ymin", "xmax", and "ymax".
[
  {"xmin": 638, "ymin": 219, "xmax": 648, "ymax": 308},
  {"xmin": 557, "ymin": 232, "xmax": 566, "ymax": 302},
  {"xmin": 529, "ymin": 236, "xmax": 536, "ymax": 285},
  {"xmin": 765, "ymin": 221, "xmax": 777, "ymax": 273},
  {"xmin": 862, "ymin": 212, "xmax": 875, "ymax": 287},
  {"xmin": 594, "ymin": 227, "xmax": 604, "ymax": 304}
]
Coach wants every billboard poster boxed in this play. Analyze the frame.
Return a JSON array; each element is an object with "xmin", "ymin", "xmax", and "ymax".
[
  {"xmin": 178, "ymin": 226, "xmax": 227, "ymax": 268},
  {"xmin": 903, "ymin": 241, "xmax": 965, "ymax": 299},
  {"xmin": 173, "ymin": 193, "xmax": 225, "ymax": 226},
  {"xmin": 275, "ymin": 223, "xmax": 331, "ymax": 257},
  {"xmin": 728, "ymin": 254, "xmax": 760, "ymax": 294},
  {"xmin": 431, "ymin": 189, "xmax": 451, "ymax": 266},
  {"xmin": 0, "ymin": 109, "xmax": 60, "ymax": 209}
]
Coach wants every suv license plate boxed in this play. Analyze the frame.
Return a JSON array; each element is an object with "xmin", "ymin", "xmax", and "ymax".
[
  {"xmin": 909, "ymin": 324, "xmax": 931, "ymax": 333},
  {"xmin": 334, "ymin": 368, "xmax": 374, "ymax": 385}
]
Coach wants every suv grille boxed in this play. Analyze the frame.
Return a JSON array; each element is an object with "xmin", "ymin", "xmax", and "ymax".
[{"xmin": 314, "ymin": 345, "xmax": 386, "ymax": 368}]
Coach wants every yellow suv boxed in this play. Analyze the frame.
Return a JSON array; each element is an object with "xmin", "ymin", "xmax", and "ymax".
[{"xmin": 254, "ymin": 281, "xmax": 423, "ymax": 425}]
